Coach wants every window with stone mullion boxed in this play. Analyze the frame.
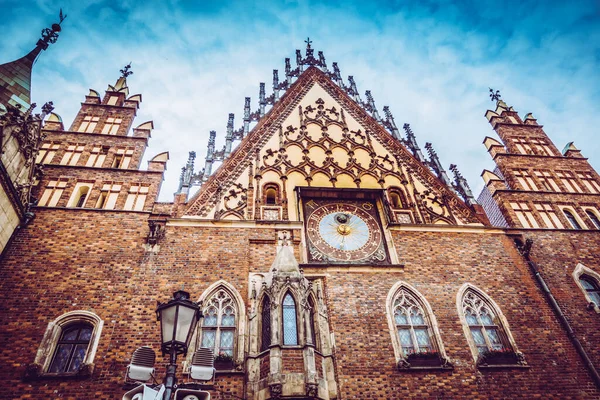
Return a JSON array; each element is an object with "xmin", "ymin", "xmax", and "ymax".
[
  {"xmin": 200, "ymin": 289, "xmax": 236, "ymax": 357},
  {"xmin": 463, "ymin": 292, "xmax": 505, "ymax": 354},
  {"xmin": 393, "ymin": 290, "xmax": 433, "ymax": 356}
]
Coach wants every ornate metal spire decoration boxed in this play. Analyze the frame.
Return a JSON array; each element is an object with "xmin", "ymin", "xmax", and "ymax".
[
  {"xmin": 450, "ymin": 164, "xmax": 477, "ymax": 205},
  {"xmin": 296, "ymin": 50, "xmax": 303, "ymax": 73},
  {"xmin": 224, "ymin": 113, "xmax": 234, "ymax": 157},
  {"xmin": 37, "ymin": 9, "xmax": 67, "ymax": 50},
  {"xmin": 382, "ymin": 106, "xmax": 401, "ymax": 140},
  {"xmin": 364, "ymin": 90, "xmax": 382, "ymax": 122},
  {"xmin": 402, "ymin": 124, "xmax": 426, "ymax": 163},
  {"xmin": 259, "ymin": 83, "xmax": 266, "ymax": 118},
  {"xmin": 177, "ymin": 151, "xmax": 196, "ymax": 194},
  {"xmin": 202, "ymin": 131, "xmax": 217, "ymax": 182},
  {"xmin": 318, "ymin": 51, "xmax": 327, "ymax": 71},
  {"xmin": 120, "ymin": 63, "xmax": 133, "ymax": 79},
  {"xmin": 489, "ymin": 88, "xmax": 501, "ymax": 102},
  {"xmin": 425, "ymin": 142, "xmax": 453, "ymax": 187},
  {"xmin": 331, "ymin": 62, "xmax": 343, "ymax": 86},
  {"xmin": 243, "ymin": 97, "xmax": 251, "ymax": 136},
  {"xmin": 273, "ymin": 70, "xmax": 280, "ymax": 101},
  {"xmin": 347, "ymin": 76, "xmax": 362, "ymax": 103},
  {"xmin": 285, "ymin": 58, "xmax": 292, "ymax": 85}
]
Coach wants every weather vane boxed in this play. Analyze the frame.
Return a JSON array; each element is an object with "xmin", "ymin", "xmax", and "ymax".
[
  {"xmin": 489, "ymin": 88, "xmax": 501, "ymax": 102},
  {"xmin": 305, "ymin": 37, "xmax": 312, "ymax": 50},
  {"xmin": 39, "ymin": 8, "xmax": 67, "ymax": 46},
  {"xmin": 120, "ymin": 63, "xmax": 133, "ymax": 78}
]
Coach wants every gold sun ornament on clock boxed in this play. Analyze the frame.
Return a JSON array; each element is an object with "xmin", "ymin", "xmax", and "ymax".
[{"xmin": 305, "ymin": 200, "xmax": 387, "ymax": 263}]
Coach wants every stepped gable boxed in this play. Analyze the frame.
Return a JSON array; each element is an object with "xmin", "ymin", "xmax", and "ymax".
[{"xmin": 184, "ymin": 62, "xmax": 486, "ymax": 226}]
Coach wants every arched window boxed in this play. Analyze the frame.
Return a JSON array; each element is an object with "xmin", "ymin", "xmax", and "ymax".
[
  {"xmin": 75, "ymin": 187, "xmax": 90, "ymax": 208},
  {"xmin": 260, "ymin": 296, "xmax": 271, "ymax": 351},
  {"xmin": 263, "ymin": 183, "xmax": 280, "ymax": 205},
  {"xmin": 579, "ymin": 276, "xmax": 600, "ymax": 306},
  {"xmin": 461, "ymin": 289, "xmax": 509, "ymax": 354},
  {"xmin": 586, "ymin": 210, "xmax": 600, "ymax": 229},
  {"xmin": 200, "ymin": 289, "xmax": 237, "ymax": 357},
  {"xmin": 282, "ymin": 293, "xmax": 298, "ymax": 345},
  {"xmin": 564, "ymin": 209, "xmax": 582, "ymax": 229},
  {"xmin": 388, "ymin": 188, "xmax": 407, "ymax": 209},
  {"xmin": 32, "ymin": 311, "xmax": 103, "ymax": 377},
  {"xmin": 393, "ymin": 288, "xmax": 433, "ymax": 355},
  {"xmin": 48, "ymin": 323, "xmax": 93, "ymax": 373}
]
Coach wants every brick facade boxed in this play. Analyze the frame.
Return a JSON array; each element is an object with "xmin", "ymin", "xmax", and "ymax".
[{"xmin": 0, "ymin": 60, "xmax": 599, "ymax": 400}]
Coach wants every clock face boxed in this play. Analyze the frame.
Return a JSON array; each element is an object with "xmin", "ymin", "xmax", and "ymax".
[{"xmin": 304, "ymin": 199, "xmax": 388, "ymax": 263}]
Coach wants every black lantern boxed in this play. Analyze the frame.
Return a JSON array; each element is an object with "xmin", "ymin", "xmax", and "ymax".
[{"xmin": 156, "ymin": 290, "xmax": 201, "ymax": 356}]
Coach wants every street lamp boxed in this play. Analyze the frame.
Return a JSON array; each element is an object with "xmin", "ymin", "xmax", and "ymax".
[{"xmin": 156, "ymin": 290, "xmax": 202, "ymax": 400}]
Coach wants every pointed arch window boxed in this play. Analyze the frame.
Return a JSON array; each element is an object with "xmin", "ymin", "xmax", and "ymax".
[
  {"xmin": 282, "ymin": 293, "xmax": 298, "ymax": 345},
  {"xmin": 260, "ymin": 297, "xmax": 271, "ymax": 351},
  {"xmin": 563, "ymin": 209, "xmax": 582, "ymax": 230},
  {"xmin": 586, "ymin": 210, "xmax": 600, "ymax": 229},
  {"xmin": 579, "ymin": 276, "xmax": 600, "ymax": 307},
  {"xmin": 461, "ymin": 290, "xmax": 509, "ymax": 354},
  {"xmin": 393, "ymin": 288, "xmax": 433, "ymax": 355},
  {"xmin": 200, "ymin": 289, "xmax": 237, "ymax": 357}
]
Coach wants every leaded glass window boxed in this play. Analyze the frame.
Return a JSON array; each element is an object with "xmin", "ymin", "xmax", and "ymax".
[
  {"xmin": 580, "ymin": 275, "xmax": 600, "ymax": 306},
  {"xmin": 200, "ymin": 289, "xmax": 236, "ymax": 357},
  {"xmin": 48, "ymin": 324, "xmax": 92, "ymax": 373},
  {"xmin": 261, "ymin": 297, "xmax": 271, "ymax": 351},
  {"xmin": 564, "ymin": 209, "xmax": 582, "ymax": 229},
  {"xmin": 282, "ymin": 293, "xmax": 298, "ymax": 345},
  {"xmin": 307, "ymin": 297, "xmax": 317, "ymax": 348},
  {"xmin": 393, "ymin": 288, "xmax": 433, "ymax": 356},
  {"xmin": 462, "ymin": 290, "xmax": 507, "ymax": 354}
]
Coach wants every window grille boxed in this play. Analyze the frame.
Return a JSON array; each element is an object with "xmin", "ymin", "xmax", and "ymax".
[
  {"xmin": 282, "ymin": 293, "xmax": 298, "ymax": 345},
  {"xmin": 393, "ymin": 288, "xmax": 433, "ymax": 355},
  {"xmin": 260, "ymin": 297, "xmax": 271, "ymax": 351},
  {"xmin": 200, "ymin": 289, "xmax": 237, "ymax": 357},
  {"xmin": 580, "ymin": 276, "xmax": 600, "ymax": 306},
  {"xmin": 462, "ymin": 290, "xmax": 508, "ymax": 354},
  {"xmin": 48, "ymin": 323, "xmax": 92, "ymax": 373}
]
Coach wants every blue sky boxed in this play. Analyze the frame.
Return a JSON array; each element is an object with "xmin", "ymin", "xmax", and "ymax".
[{"xmin": 2, "ymin": 0, "xmax": 599, "ymax": 201}]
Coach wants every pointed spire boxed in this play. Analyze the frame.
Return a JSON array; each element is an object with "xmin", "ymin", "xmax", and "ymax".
[
  {"xmin": 273, "ymin": 70, "xmax": 280, "ymax": 101},
  {"xmin": 202, "ymin": 131, "xmax": 216, "ymax": 182},
  {"xmin": 296, "ymin": 49, "xmax": 303, "ymax": 73},
  {"xmin": 347, "ymin": 76, "xmax": 362, "ymax": 103},
  {"xmin": 285, "ymin": 58, "xmax": 292, "ymax": 85},
  {"xmin": 364, "ymin": 90, "xmax": 382, "ymax": 122},
  {"xmin": 425, "ymin": 142, "xmax": 453, "ymax": 187},
  {"xmin": 402, "ymin": 124, "xmax": 426, "ymax": 163},
  {"xmin": 259, "ymin": 83, "xmax": 266, "ymax": 118},
  {"xmin": 382, "ymin": 106, "xmax": 401, "ymax": 140},
  {"xmin": 450, "ymin": 164, "xmax": 477, "ymax": 206},
  {"xmin": 331, "ymin": 62, "xmax": 343, "ymax": 86},
  {"xmin": 243, "ymin": 97, "xmax": 251, "ymax": 136},
  {"xmin": 318, "ymin": 51, "xmax": 327, "ymax": 71},
  {"xmin": 177, "ymin": 151, "xmax": 196, "ymax": 195},
  {"xmin": 224, "ymin": 113, "xmax": 234, "ymax": 157}
]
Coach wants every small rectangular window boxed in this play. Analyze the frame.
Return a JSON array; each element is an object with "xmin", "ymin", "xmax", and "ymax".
[
  {"xmin": 38, "ymin": 179, "xmax": 68, "ymax": 207},
  {"xmin": 60, "ymin": 144, "xmax": 85, "ymax": 166},
  {"xmin": 101, "ymin": 117, "xmax": 122, "ymax": 135},
  {"xmin": 36, "ymin": 143, "xmax": 60, "ymax": 164},
  {"xmin": 96, "ymin": 183, "xmax": 121, "ymax": 210},
  {"xmin": 513, "ymin": 170, "xmax": 537, "ymax": 191},
  {"xmin": 556, "ymin": 171, "xmax": 583, "ymax": 193},
  {"xmin": 77, "ymin": 116, "xmax": 99, "ymax": 133},
  {"xmin": 534, "ymin": 171, "xmax": 560, "ymax": 192},
  {"xmin": 67, "ymin": 183, "xmax": 93, "ymax": 208},
  {"xmin": 123, "ymin": 184, "xmax": 149, "ymax": 211},
  {"xmin": 577, "ymin": 172, "xmax": 600, "ymax": 194},
  {"xmin": 107, "ymin": 96, "xmax": 119, "ymax": 106},
  {"xmin": 112, "ymin": 148, "xmax": 134, "ymax": 169},
  {"xmin": 534, "ymin": 203, "xmax": 563, "ymax": 229},
  {"xmin": 86, "ymin": 146, "xmax": 109, "ymax": 168},
  {"xmin": 510, "ymin": 202, "xmax": 539, "ymax": 228}
]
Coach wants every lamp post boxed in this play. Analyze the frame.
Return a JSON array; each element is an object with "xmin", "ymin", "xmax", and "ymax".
[{"xmin": 156, "ymin": 290, "xmax": 202, "ymax": 400}]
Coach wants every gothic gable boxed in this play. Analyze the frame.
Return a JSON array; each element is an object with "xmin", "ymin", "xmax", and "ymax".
[{"xmin": 184, "ymin": 67, "xmax": 484, "ymax": 226}]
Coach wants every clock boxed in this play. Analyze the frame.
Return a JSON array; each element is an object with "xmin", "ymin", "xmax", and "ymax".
[{"xmin": 303, "ymin": 199, "xmax": 388, "ymax": 263}]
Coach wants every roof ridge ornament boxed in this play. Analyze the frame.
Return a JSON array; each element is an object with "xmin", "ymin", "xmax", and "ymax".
[
  {"xmin": 38, "ymin": 9, "xmax": 67, "ymax": 50},
  {"xmin": 402, "ymin": 124, "xmax": 426, "ymax": 163},
  {"xmin": 489, "ymin": 88, "xmax": 501, "ymax": 102},
  {"xmin": 120, "ymin": 63, "xmax": 133, "ymax": 79},
  {"xmin": 449, "ymin": 164, "xmax": 477, "ymax": 206},
  {"xmin": 425, "ymin": 142, "xmax": 453, "ymax": 187}
]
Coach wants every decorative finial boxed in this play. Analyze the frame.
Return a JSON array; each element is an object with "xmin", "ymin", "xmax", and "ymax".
[
  {"xmin": 120, "ymin": 63, "xmax": 133, "ymax": 79},
  {"xmin": 489, "ymin": 88, "xmax": 501, "ymax": 102},
  {"xmin": 39, "ymin": 9, "xmax": 67, "ymax": 48},
  {"xmin": 305, "ymin": 37, "xmax": 313, "ymax": 50},
  {"xmin": 449, "ymin": 164, "xmax": 477, "ymax": 205}
]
